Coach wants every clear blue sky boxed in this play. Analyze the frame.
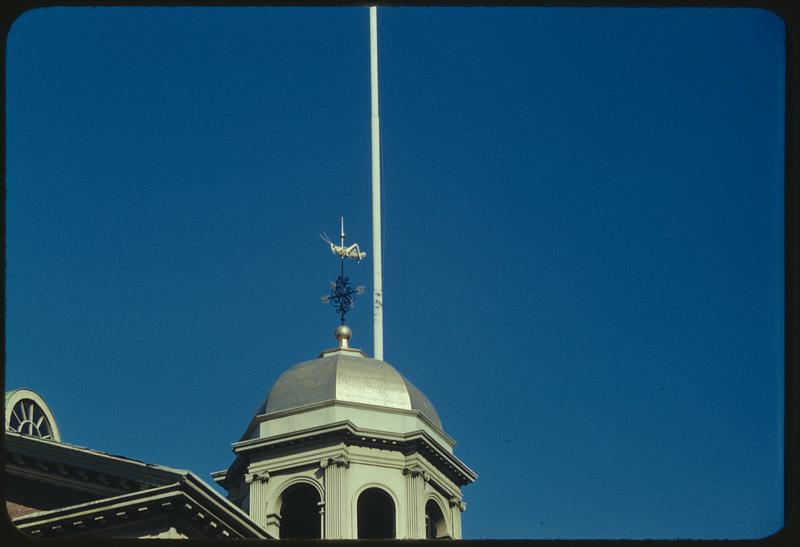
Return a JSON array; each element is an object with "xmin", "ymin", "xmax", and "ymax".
[{"xmin": 5, "ymin": 6, "xmax": 785, "ymax": 539}]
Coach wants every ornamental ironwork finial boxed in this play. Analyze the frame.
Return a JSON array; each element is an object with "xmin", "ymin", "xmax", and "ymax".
[{"xmin": 320, "ymin": 217, "xmax": 366, "ymax": 325}]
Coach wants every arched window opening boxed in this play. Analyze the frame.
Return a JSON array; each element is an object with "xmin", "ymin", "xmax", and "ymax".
[
  {"xmin": 357, "ymin": 487, "xmax": 395, "ymax": 539},
  {"xmin": 279, "ymin": 483, "xmax": 321, "ymax": 539},
  {"xmin": 8, "ymin": 399, "xmax": 53, "ymax": 439},
  {"xmin": 425, "ymin": 499, "xmax": 449, "ymax": 539}
]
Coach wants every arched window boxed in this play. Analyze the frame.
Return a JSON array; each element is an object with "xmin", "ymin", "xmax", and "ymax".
[
  {"xmin": 357, "ymin": 487, "xmax": 395, "ymax": 539},
  {"xmin": 5, "ymin": 390, "xmax": 61, "ymax": 442},
  {"xmin": 425, "ymin": 499, "xmax": 449, "ymax": 539},
  {"xmin": 279, "ymin": 483, "xmax": 321, "ymax": 539},
  {"xmin": 8, "ymin": 399, "xmax": 53, "ymax": 439}
]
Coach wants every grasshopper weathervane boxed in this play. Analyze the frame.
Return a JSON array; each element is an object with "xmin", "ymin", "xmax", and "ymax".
[{"xmin": 321, "ymin": 217, "xmax": 366, "ymax": 324}]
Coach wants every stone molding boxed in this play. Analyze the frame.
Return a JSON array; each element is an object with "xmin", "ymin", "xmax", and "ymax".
[{"xmin": 265, "ymin": 512, "xmax": 281, "ymax": 527}]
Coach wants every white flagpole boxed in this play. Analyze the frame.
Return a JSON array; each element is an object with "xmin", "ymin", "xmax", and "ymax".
[{"xmin": 369, "ymin": 6, "xmax": 384, "ymax": 360}]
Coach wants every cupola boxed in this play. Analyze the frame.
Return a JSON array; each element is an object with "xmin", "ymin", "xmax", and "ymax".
[{"xmin": 213, "ymin": 327, "xmax": 476, "ymax": 539}]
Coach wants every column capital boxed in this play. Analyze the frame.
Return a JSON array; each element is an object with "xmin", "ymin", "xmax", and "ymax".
[
  {"xmin": 244, "ymin": 470, "xmax": 270, "ymax": 484},
  {"xmin": 402, "ymin": 464, "xmax": 430, "ymax": 482},
  {"xmin": 320, "ymin": 454, "xmax": 350, "ymax": 469},
  {"xmin": 448, "ymin": 495, "xmax": 467, "ymax": 512}
]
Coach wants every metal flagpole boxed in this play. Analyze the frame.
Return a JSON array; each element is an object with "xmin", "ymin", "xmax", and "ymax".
[{"xmin": 369, "ymin": 6, "xmax": 384, "ymax": 360}]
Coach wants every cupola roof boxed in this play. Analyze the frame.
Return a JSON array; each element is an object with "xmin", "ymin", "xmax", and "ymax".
[{"xmin": 258, "ymin": 349, "xmax": 442, "ymax": 428}]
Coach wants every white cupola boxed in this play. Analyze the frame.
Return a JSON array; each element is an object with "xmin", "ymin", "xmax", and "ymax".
[{"xmin": 213, "ymin": 327, "xmax": 476, "ymax": 539}]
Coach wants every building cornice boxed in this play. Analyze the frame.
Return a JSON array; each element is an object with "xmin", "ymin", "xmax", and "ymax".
[
  {"xmin": 240, "ymin": 398, "xmax": 455, "ymax": 446},
  {"xmin": 6, "ymin": 431, "xmax": 271, "ymax": 539},
  {"xmin": 12, "ymin": 478, "xmax": 271, "ymax": 539},
  {"xmin": 5, "ymin": 431, "xmax": 185, "ymax": 493},
  {"xmin": 229, "ymin": 420, "xmax": 476, "ymax": 487}
]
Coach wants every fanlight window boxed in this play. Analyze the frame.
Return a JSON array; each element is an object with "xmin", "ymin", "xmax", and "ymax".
[{"xmin": 8, "ymin": 399, "xmax": 54, "ymax": 439}]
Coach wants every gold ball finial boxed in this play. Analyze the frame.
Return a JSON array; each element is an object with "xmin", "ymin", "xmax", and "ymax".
[{"xmin": 335, "ymin": 325, "xmax": 352, "ymax": 349}]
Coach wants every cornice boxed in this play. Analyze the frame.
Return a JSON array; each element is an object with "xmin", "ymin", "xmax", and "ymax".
[
  {"xmin": 245, "ymin": 398, "xmax": 456, "ymax": 445},
  {"xmin": 12, "ymin": 479, "xmax": 271, "ymax": 539},
  {"xmin": 5, "ymin": 432, "xmax": 185, "ymax": 491},
  {"xmin": 230, "ymin": 420, "xmax": 476, "ymax": 487},
  {"xmin": 7, "ymin": 458, "xmax": 137, "ymax": 498},
  {"xmin": 246, "ymin": 445, "xmax": 349, "ymax": 476},
  {"xmin": 405, "ymin": 432, "xmax": 478, "ymax": 486},
  {"xmin": 6, "ymin": 432, "xmax": 270, "ymax": 539},
  {"xmin": 14, "ymin": 483, "xmax": 181, "ymax": 533},
  {"xmin": 180, "ymin": 472, "xmax": 272, "ymax": 538},
  {"xmin": 233, "ymin": 420, "xmax": 356, "ymax": 454}
]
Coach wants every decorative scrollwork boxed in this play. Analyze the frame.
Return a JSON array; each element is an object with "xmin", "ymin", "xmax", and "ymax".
[
  {"xmin": 402, "ymin": 465, "xmax": 430, "ymax": 482},
  {"xmin": 326, "ymin": 276, "xmax": 364, "ymax": 324},
  {"xmin": 448, "ymin": 496, "xmax": 467, "ymax": 512},
  {"xmin": 320, "ymin": 454, "xmax": 351, "ymax": 469},
  {"xmin": 244, "ymin": 471, "xmax": 270, "ymax": 484}
]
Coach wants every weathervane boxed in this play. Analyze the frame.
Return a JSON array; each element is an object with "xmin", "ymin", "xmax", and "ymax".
[{"xmin": 321, "ymin": 217, "xmax": 366, "ymax": 324}]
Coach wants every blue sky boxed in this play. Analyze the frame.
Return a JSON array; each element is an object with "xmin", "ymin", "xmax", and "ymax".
[{"xmin": 5, "ymin": 6, "xmax": 785, "ymax": 539}]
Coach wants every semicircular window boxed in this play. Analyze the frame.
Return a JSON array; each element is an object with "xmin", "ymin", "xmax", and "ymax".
[{"xmin": 8, "ymin": 398, "xmax": 54, "ymax": 439}]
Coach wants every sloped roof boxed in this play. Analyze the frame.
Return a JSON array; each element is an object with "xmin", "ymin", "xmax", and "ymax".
[{"xmin": 5, "ymin": 432, "xmax": 270, "ymax": 539}]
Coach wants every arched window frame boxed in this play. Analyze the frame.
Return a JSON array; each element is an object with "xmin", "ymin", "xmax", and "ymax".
[
  {"xmin": 424, "ymin": 494, "xmax": 452, "ymax": 539},
  {"xmin": 352, "ymin": 484, "xmax": 398, "ymax": 539},
  {"xmin": 5, "ymin": 389, "xmax": 61, "ymax": 442},
  {"xmin": 271, "ymin": 477, "xmax": 324, "ymax": 539}
]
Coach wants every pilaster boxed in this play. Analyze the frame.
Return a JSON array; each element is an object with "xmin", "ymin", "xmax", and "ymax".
[
  {"xmin": 449, "ymin": 494, "xmax": 466, "ymax": 539},
  {"xmin": 403, "ymin": 465, "xmax": 428, "ymax": 539},
  {"xmin": 244, "ymin": 471, "xmax": 270, "ymax": 528},
  {"xmin": 265, "ymin": 512, "xmax": 281, "ymax": 539},
  {"xmin": 320, "ymin": 454, "xmax": 350, "ymax": 539}
]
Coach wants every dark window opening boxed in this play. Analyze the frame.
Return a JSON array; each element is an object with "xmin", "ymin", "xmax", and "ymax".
[
  {"xmin": 279, "ymin": 483, "xmax": 321, "ymax": 539},
  {"xmin": 425, "ymin": 499, "xmax": 449, "ymax": 539},
  {"xmin": 357, "ymin": 487, "xmax": 395, "ymax": 539}
]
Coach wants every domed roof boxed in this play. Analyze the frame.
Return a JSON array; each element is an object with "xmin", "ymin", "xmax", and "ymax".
[{"xmin": 259, "ymin": 350, "xmax": 442, "ymax": 428}]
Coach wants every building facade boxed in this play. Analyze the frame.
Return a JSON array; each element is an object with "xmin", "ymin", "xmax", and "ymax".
[
  {"xmin": 4, "ymin": 388, "xmax": 270, "ymax": 539},
  {"xmin": 5, "ymin": 328, "xmax": 475, "ymax": 540}
]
